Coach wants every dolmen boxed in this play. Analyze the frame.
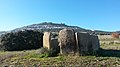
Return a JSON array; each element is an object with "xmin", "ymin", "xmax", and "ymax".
[{"xmin": 43, "ymin": 28, "xmax": 100, "ymax": 55}]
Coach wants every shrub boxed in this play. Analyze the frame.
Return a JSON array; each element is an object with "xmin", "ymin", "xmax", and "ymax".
[
  {"xmin": 36, "ymin": 47, "xmax": 59, "ymax": 57},
  {"xmin": 0, "ymin": 30, "xmax": 43, "ymax": 51},
  {"xmin": 111, "ymin": 33, "xmax": 119, "ymax": 38}
]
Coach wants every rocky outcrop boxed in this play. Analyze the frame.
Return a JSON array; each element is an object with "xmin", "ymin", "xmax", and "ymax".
[
  {"xmin": 58, "ymin": 28, "xmax": 77, "ymax": 55},
  {"xmin": 0, "ymin": 30, "xmax": 43, "ymax": 51}
]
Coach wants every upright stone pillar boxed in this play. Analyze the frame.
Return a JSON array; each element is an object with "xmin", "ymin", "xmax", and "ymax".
[
  {"xmin": 43, "ymin": 32, "xmax": 51, "ymax": 49},
  {"xmin": 58, "ymin": 28, "xmax": 77, "ymax": 55}
]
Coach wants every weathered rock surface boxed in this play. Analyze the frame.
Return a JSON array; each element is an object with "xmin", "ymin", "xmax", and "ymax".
[
  {"xmin": 58, "ymin": 28, "xmax": 77, "ymax": 55},
  {"xmin": 0, "ymin": 30, "xmax": 43, "ymax": 51},
  {"xmin": 75, "ymin": 32, "xmax": 100, "ymax": 55},
  {"xmin": 43, "ymin": 32, "xmax": 51, "ymax": 49},
  {"xmin": 75, "ymin": 32, "xmax": 91, "ymax": 52},
  {"xmin": 58, "ymin": 28, "xmax": 100, "ymax": 55},
  {"xmin": 90, "ymin": 35, "xmax": 100, "ymax": 51},
  {"xmin": 43, "ymin": 32, "xmax": 58, "ymax": 50},
  {"xmin": 51, "ymin": 38, "xmax": 58, "ymax": 49}
]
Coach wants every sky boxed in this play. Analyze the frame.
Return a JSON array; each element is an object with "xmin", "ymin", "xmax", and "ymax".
[{"xmin": 0, "ymin": 0, "xmax": 120, "ymax": 31}]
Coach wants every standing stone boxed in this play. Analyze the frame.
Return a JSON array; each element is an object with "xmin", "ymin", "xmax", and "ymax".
[
  {"xmin": 90, "ymin": 35, "xmax": 100, "ymax": 51},
  {"xmin": 43, "ymin": 32, "xmax": 51, "ymax": 49},
  {"xmin": 75, "ymin": 32, "xmax": 100, "ymax": 55},
  {"xmin": 51, "ymin": 38, "xmax": 58, "ymax": 49},
  {"xmin": 75, "ymin": 32, "xmax": 80, "ymax": 54},
  {"xmin": 58, "ymin": 28, "xmax": 77, "ymax": 55},
  {"xmin": 75, "ymin": 32, "xmax": 91, "ymax": 53},
  {"xmin": 43, "ymin": 32, "xmax": 58, "ymax": 50}
]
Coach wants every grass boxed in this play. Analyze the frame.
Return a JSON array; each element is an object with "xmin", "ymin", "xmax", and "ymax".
[
  {"xmin": 100, "ymin": 38, "xmax": 120, "ymax": 41},
  {"xmin": 0, "ymin": 39, "xmax": 120, "ymax": 66},
  {"xmin": 101, "ymin": 43, "xmax": 120, "ymax": 50},
  {"xmin": 1, "ymin": 54, "xmax": 120, "ymax": 67}
]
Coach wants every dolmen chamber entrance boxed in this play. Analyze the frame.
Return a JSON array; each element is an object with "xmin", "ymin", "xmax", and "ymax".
[{"xmin": 43, "ymin": 28, "xmax": 100, "ymax": 55}]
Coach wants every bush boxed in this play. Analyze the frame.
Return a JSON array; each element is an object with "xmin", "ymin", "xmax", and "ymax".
[
  {"xmin": 0, "ymin": 30, "xmax": 43, "ymax": 51},
  {"xmin": 111, "ymin": 33, "xmax": 119, "ymax": 38},
  {"xmin": 36, "ymin": 47, "xmax": 59, "ymax": 57}
]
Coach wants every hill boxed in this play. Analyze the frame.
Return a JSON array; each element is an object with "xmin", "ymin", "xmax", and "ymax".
[
  {"xmin": 0, "ymin": 31, "xmax": 7, "ymax": 36},
  {"xmin": 0, "ymin": 22, "xmax": 119, "ymax": 35},
  {"xmin": 11, "ymin": 22, "xmax": 92, "ymax": 33}
]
